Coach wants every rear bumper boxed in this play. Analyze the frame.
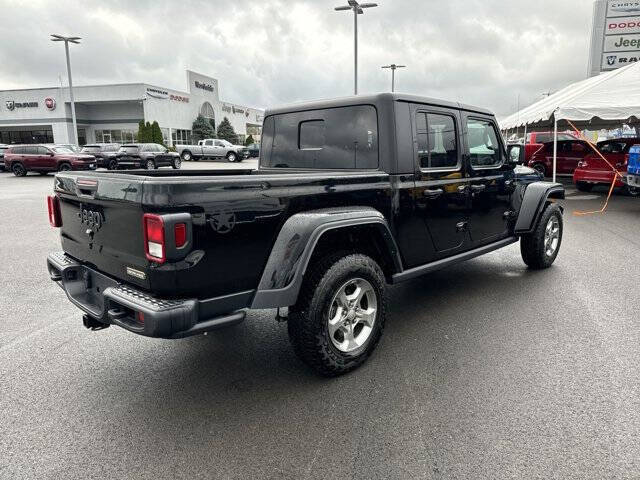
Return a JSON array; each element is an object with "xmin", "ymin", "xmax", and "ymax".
[
  {"xmin": 573, "ymin": 168, "xmax": 625, "ymax": 187},
  {"xmin": 628, "ymin": 174, "xmax": 640, "ymax": 188},
  {"xmin": 47, "ymin": 252, "xmax": 245, "ymax": 338}
]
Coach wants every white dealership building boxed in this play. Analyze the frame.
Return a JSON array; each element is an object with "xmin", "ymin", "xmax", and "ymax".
[{"xmin": 0, "ymin": 70, "xmax": 264, "ymax": 146}]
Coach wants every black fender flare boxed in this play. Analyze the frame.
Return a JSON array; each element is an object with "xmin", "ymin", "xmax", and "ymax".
[
  {"xmin": 514, "ymin": 181, "xmax": 565, "ymax": 234},
  {"xmin": 250, "ymin": 207, "xmax": 401, "ymax": 309}
]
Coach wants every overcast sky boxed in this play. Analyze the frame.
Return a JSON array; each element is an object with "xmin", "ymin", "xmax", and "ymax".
[{"xmin": 0, "ymin": 0, "xmax": 593, "ymax": 116}]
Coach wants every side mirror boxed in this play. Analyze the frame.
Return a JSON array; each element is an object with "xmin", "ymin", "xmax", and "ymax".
[{"xmin": 507, "ymin": 145, "xmax": 522, "ymax": 165}]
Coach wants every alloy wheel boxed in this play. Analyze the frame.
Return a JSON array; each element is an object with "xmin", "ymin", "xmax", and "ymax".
[
  {"xmin": 544, "ymin": 216, "xmax": 560, "ymax": 257},
  {"xmin": 327, "ymin": 278, "xmax": 378, "ymax": 353},
  {"xmin": 146, "ymin": 160, "xmax": 155, "ymax": 170}
]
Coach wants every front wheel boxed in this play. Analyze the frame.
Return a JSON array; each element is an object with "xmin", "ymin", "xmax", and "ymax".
[
  {"xmin": 288, "ymin": 253, "xmax": 387, "ymax": 376},
  {"xmin": 58, "ymin": 163, "xmax": 71, "ymax": 172},
  {"xmin": 181, "ymin": 151, "xmax": 192, "ymax": 161},
  {"xmin": 12, "ymin": 163, "xmax": 27, "ymax": 176},
  {"xmin": 146, "ymin": 159, "xmax": 156, "ymax": 170},
  {"xmin": 576, "ymin": 182, "xmax": 593, "ymax": 192},
  {"xmin": 520, "ymin": 203, "xmax": 563, "ymax": 269},
  {"xmin": 624, "ymin": 185, "xmax": 640, "ymax": 197},
  {"xmin": 108, "ymin": 159, "xmax": 118, "ymax": 170},
  {"xmin": 226, "ymin": 152, "xmax": 238, "ymax": 163},
  {"xmin": 172, "ymin": 158, "xmax": 182, "ymax": 169}
]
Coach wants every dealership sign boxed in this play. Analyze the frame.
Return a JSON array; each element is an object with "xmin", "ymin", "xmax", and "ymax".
[
  {"xmin": 146, "ymin": 87, "xmax": 169, "ymax": 99},
  {"xmin": 608, "ymin": 1, "xmax": 640, "ymax": 17},
  {"xmin": 604, "ymin": 33, "xmax": 640, "ymax": 50},
  {"xmin": 45, "ymin": 97, "xmax": 56, "ymax": 110},
  {"xmin": 601, "ymin": 52, "xmax": 640, "ymax": 69},
  {"xmin": 606, "ymin": 16, "xmax": 640, "ymax": 34},
  {"xmin": 194, "ymin": 80, "xmax": 214, "ymax": 92},
  {"xmin": 5, "ymin": 100, "xmax": 38, "ymax": 110}
]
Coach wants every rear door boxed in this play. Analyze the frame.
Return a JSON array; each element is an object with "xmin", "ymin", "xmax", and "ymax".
[
  {"xmin": 462, "ymin": 114, "xmax": 512, "ymax": 247},
  {"xmin": 411, "ymin": 105, "xmax": 470, "ymax": 263},
  {"xmin": 213, "ymin": 140, "xmax": 226, "ymax": 157},
  {"xmin": 22, "ymin": 146, "xmax": 39, "ymax": 169}
]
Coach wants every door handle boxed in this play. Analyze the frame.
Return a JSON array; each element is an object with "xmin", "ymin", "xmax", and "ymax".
[
  {"xmin": 470, "ymin": 184, "xmax": 486, "ymax": 192},
  {"xmin": 504, "ymin": 180, "xmax": 513, "ymax": 187},
  {"xmin": 457, "ymin": 185, "xmax": 468, "ymax": 193},
  {"xmin": 423, "ymin": 188, "xmax": 444, "ymax": 199}
]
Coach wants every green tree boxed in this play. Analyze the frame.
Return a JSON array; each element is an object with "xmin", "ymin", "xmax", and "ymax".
[
  {"xmin": 245, "ymin": 134, "xmax": 255, "ymax": 146},
  {"xmin": 144, "ymin": 122, "xmax": 152, "ymax": 143},
  {"xmin": 217, "ymin": 117, "xmax": 238, "ymax": 144},
  {"xmin": 137, "ymin": 120, "xmax": 145, "ymax": 142},
  {"xmin": 151, "ymin": 121, "xmax": 164, "ymax": 145},
  {"xmin": 192, "ymin": 114, "xmax": 215, "ymax": 142}
]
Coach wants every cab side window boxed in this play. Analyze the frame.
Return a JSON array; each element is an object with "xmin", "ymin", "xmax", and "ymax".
[{"xmin": 467, "ymin": 118, "xmax": 503, "ymax": 167}]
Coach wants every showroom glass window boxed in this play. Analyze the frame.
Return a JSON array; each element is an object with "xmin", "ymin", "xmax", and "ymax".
[
  {"xmin": 260, "ymin": 105, "xmax": 378, "ymax": 169},
  {"xmin": 415, "ymin": 112, "xmax": 458, "ymax": 169},
  {"xmin": 467, "ymin": 119, "xmax": 503, "ymax": 167}
]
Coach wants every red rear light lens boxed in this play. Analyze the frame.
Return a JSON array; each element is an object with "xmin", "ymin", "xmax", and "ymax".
[
  {"xmin": 174, "ymin": 223, "xmax": 187, "ymax": 248},
  {"xmin": 47, "ymin": 195, "xmax": 62, "ymax": 227},
  {"xmin": 143, "ymin": 214, "xmax": 165, "ymax": 263}
]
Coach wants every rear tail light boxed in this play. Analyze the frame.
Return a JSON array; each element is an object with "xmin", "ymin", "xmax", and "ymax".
[
  {"xmin": 624, "ymin": 154, "xmax": 629, "ymax": 167},
  {"xmin": 174, "ymin": 223, "xmax": 187, "ymax": 248},
  {"xmin": 143, "ymin": 214, "xmax": 165, "ymax": 263},
  {"xmin": 47, "ymin": 195, "xmax": 62, "ymax": 227}
]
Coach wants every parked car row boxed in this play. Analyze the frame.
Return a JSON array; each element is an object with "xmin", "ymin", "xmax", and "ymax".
[
  {"xmin": 1, "ymin": 143, "xmax": 181, "ymax": 176},
  {"xmin": 514, "ymin": 136, "xmax": 640, "ymax": 196}
]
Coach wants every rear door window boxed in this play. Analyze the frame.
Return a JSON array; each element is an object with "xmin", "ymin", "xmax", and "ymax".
[
  {"xmin": 261, "ymin": 105, "xmax": 378, "ymax": 169},
  {"xmin": 415, "ymin": 112, "xmax": 458, "ymax": 170}
]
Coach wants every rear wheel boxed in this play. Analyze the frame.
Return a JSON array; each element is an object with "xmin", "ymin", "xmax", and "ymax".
[
  {"xmin": 226, "ymin": 152, "xmax": 238, "ymax": 163},
  {"xmin": 58, "ymin": 163, "xmax": 71, "ymax": 172},
  {"xmin": 288, "ymin": 253, "xmax": 387, "ymax": 376},
  {"xmin": 146, "ymin": 159, "xmax": 156, "ymax": 170},
  {"xmin": 108, "ymin": 159, "xmax": 118, "ymax": 170},
  {"xmin": 624, "ymin": 185, "xmax": 640, "ymax": 197},
  {"xmin": 172, "ymin": 157, "xmax": 182, "ymax": 169},
  {"xmin": 520, "ymin": 203, "xmax": 563, "ymax": 269},
  {"xmin": 576, "ymin": 181, "xmax": 593, "ymax": 192},
  {"xmin": 12, "ymin": 163, "xmax": 27, "ymax": 177},
  {"xmin": 532, "ymin": 163, "xmax": 546, "ymax": 178}
]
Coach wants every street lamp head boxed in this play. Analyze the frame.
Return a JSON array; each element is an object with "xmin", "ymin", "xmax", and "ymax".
[
  {"xmin": 50, "ymin": 34, "xmax": 81, "ymax": 44},
  {"xmin": 335, "ymin": 1, "xmax": 378, "ymax": 13}
]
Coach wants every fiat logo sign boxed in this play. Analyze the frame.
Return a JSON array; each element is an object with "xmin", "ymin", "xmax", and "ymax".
[{"xmin": 45, "ymin": 97, "xmax": 56, "ymax": 111}]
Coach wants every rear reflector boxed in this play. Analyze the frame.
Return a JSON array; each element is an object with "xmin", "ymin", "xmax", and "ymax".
[
  {"xmin": 47, "ymin": 195, "xmax": 62, "ymax": 227},
  {"xmin": 175, "ymin": 223, "xmax": 187, "ymax": 248},
  {"xmin": 143, "ymin": 214, "xmax": 165, "ymax": 263}
]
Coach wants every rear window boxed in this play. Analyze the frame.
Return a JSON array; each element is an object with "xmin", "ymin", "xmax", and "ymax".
[
  {"xmin": 260, "ymin": 105, "xmax": 378, "ymax": 169},
  {"xmin": 81, "ymin": 146, "xmax": 101, "ymax": 153},
  {"xmin": 120, "ymin": 146, "xmax": 140, "ymax": 154}
]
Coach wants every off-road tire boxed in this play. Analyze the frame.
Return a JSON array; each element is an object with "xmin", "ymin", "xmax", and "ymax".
[
  {"xmin": 12, "ymin": 163, "xmax": 26, "ymax": 176},
  {"xmin": 288, "ymin": 253, "xmax": 387, "ymax": 376},
  {"xmin": 576, "ymin": 182, "xmax": 593, "ymax": 192},
  {"xmin": 520, "ymin": 203, "xmax": 563, "ymax": 269}
]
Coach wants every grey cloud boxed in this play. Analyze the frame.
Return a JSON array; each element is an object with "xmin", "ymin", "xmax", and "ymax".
[{"xmin": 0, "ymin": 0, "xmax": 593, "ymax": 116}]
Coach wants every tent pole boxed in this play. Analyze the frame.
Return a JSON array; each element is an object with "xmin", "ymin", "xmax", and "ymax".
[
  {"xmin": 553, "ymin": 116, "xmax": 558, "ymax": 183},
  {"xmin": 523, "ymin": 124, "xmax": 528, "ymax": 158}
]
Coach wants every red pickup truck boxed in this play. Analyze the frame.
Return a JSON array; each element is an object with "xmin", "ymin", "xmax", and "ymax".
[{"xmin": 524, "ymin": 132, "xmax": 578, "ymax": 163}]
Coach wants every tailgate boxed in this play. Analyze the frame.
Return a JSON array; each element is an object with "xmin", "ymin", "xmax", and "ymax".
[{"xmin": 54, "ymin": 172, "xmax": 150, "ymax": 290}]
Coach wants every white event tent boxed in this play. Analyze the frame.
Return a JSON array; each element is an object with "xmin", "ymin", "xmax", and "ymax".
[{"xmin": 500, "ymin": 61, "xmax": 640, "ymax": 181}]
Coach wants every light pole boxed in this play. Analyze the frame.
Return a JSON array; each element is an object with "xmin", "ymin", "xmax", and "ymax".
[
  {"xmin": 381, "ymin": 64, "xmax": 406, "ymax": 92},
  {"xmin": 334, "ymin": 1, "xmax": 378, "ymax": 95},
  {"xmin": 51, "ymin": 34, "xmax": 81, "ymax": 146}
]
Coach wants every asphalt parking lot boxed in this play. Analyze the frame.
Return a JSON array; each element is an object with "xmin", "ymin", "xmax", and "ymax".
[{"xmin": 1, "ymin": 166, "xmax": 639, "ymax": 479}]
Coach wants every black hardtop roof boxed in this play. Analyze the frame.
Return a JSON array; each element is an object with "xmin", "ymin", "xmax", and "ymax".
[{"xmin": 265, "ymin": 93, "xmax": 494, "ymax": 117}]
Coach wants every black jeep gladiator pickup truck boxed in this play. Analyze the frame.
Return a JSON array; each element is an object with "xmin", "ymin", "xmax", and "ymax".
[{"xmin": 47, "ymin": 94, "xmax": 564, "ymax": 376}]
